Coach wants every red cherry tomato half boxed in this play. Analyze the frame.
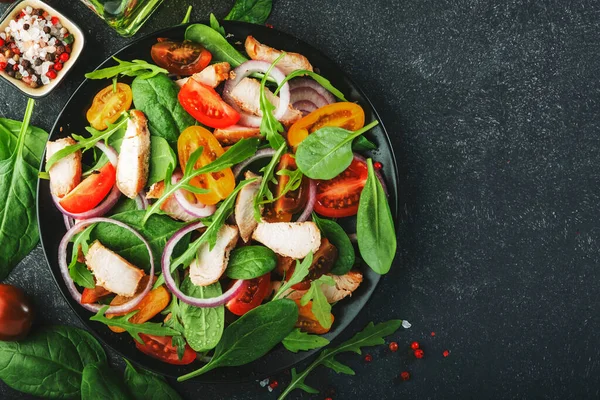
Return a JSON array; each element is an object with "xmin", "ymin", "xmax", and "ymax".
[
  {"xmin": 151, "ymin": 40, "xmax": 212, "ymax": 76},
  {"xmin": 0, "ymin": 284, "xmax": 34, "ymax": 341},
  {"xmin": 59, "ymin": 163, "xmax": 116, "ymax": 214},
  {"xmin": 135, "ymin": 334, "xmax": 196, "ymax": 365},
  {"xmin": 313, "ymin": 158, "xmax": 368, "ymax": 218},
  {"xmin": 178, "ymin": 78, "xmax": 240, "ymax": 129},
  {"xmin": 226, "ymin": 274, "xmax": 271, "ymax": 316}
]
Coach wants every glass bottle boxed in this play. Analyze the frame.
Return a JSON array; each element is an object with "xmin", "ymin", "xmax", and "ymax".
[{"xmin": 80, "ymin": 0, "xmax": 165, "ymax": 37}]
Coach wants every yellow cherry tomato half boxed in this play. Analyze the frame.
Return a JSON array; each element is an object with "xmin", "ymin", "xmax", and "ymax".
[
  {"xmin": 287, "ymin": 102, "xmax": 365, "ymax": 148},
  {"xmin": 86, "ymin": 83, "xmax": 133, "ymax": 131},
  {"xmin": 177, "ymin": 126, "xmax": 235, "ymax": 205}
]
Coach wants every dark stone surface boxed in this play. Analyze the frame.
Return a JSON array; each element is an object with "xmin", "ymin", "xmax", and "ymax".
[{"xmin": 1, "ymin": 0, "xmax": 600, "ymax": 399}]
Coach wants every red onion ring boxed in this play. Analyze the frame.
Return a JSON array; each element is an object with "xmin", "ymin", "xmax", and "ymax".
[
  {"xmin": 171, "ymin": 173, "xmax": 217, "ymax": 218},
  {"xmin": 161, "ymin": 222, "xmax": 245, "ymax": 307},
  {"xmin": 290, "ymin": 87, "xmax": 329, "ymax": 108},
  {"xmin": 58, "ymin": 218, "xmax": 154, "ymax": 314},
  {"xmin": 135, "ymin": 192, "xmax": 148, "ymax": 210},
  {"xmin": 293, "ymin": 100, "xmax": 318, "ymax": 115},
  {"xmin": 232, "ymin": 148, "xmax": 277, "ymax": 179},
  {"xmin": 353, "ymin": 153, "xmax": 388, "ymax": 195},
  {"xmin": 296, "ymin": 179, "xmax": 317, "ymax": 222},
  {"xmin": 289, "ymin": 78, "xmax": 336, "ymax": 104},
  {"xmin": 63, "ymin": 215, "xmax": 74, "ymax": 231},
  {"xmin": 223, "ymin": 60, "xmax": 290, "ymax": 127}
]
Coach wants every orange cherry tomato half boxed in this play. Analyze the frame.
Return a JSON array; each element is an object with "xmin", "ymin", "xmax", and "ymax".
[
  {"xmin": 226, "ymin": 274, "xmax": 271, "ymax": 316},
  {"xmin": 313, "ymin": 157, "xmax": 368, "ymax": 218},
  {"xmin": 151, "ymin": 40, "xmax": 212, "ymax": 76},
  {"xmin": 135, "ymin": 334, "xmax": 196, "ymax": 365},
  {"xmin": 178, "ymin": 78, "xmax": 240, "ymax": 129},
  {"xmin": 59, "ymin": 163, "xmax": 116, "ymax": 214},
  {"xmin": 80, "ymin": 285, "xmax": 111, "ymax": 304},
  {"xmin": 294, "ymin": 300, "xmax": 333, "ymax": 334},
  {"xmin": 86, "ymin": 83, "xmax": 133, "ymax": 131},
  {"xmin": 287, "ymin": 102, "xmax": 365, "ymax": 148},
  {"xmin": 177, "ymin": 126, "xmax": 235, "ymax": 205}
]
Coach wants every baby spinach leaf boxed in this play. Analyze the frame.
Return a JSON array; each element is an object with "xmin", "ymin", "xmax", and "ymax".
[
  {"xmin": 300, "ymin": 275, "xmax": 335, "ymax": 329},
  {"xmin": 178, "ymin": 299, "xmax": 298, "ymax": 381},
  {"xmin": 210, "ymin": 13, "xmax": 226, "ymax": 37},
  {"xmin": 352, "ymin": 135, "xmax": 377, "ymax": 151},
  {"xmin": 282, "ymin": 329, "xmax": 330, "ymax": 353},
  {"xmin": 85, "ymin": 57, "xmax": 167, "ymax": 80},
  {"xmin": 273, "ymin": 252, "xmax": 313, "ymax": 300},
  {"xmin": 124, "ymin": 359, "xmax": 182, "ymax": 400},
  {"xmin": 274, "ymin": 70, "xmax": 347, "ymax": 102},
  {"xmin": 295, "ymin": 120, "xmax": 379, "ymax": 180},
  {"xmin": 90, "ymin": 210, "xmax": 190, "ymax": 273},
  {"xmin": 225, "ymin": 0, "xmax": 273, "ymax": 24},
  {"xmin": 260, "ymin": 55, "xmax": 287, "ymax": 149},
  {"xmin": 185, "ymin": 24, "xmax": 248, "ymax": 67},
  {"xmin": 226, "ymin": 246, "xmax": 277, "ymax": 279},
  {"xmin": 148, "ymin": 136, "xmax": 177, "ymax": 186},
  {"xmin": 312, "ymin": 213, "xmax": 355, "ymax": 275},
  {"xmin": 179, "ymin": 277, "xmax": 224, "ymax": 352},
  {"xmin": 357, "ymin": 159, "xmax": 396, "ymax": 274},
  {"xmin": 81, "ymin": 362, "xmax": 130, "ymax": 400},
  {"xmin": 131, "ymin": 74, "xmax": 195, "ymax": 146},
  {"xmin": 0, "ymin": 100, "xmax": 48, "ymax": 279},
  {"xmin": 0, "ymin": 326, "xmax": 106, "ymax": 398}
]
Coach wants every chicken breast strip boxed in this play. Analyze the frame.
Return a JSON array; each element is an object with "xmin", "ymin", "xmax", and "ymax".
[
  {"xmin": 116, "ymin": 110, "xmax": 150, "ymax": 199},
  {"xmin": 176, "ymin": 62, "xmax": 231, "ymax": 88},
  {"xmin": 213, "ymin": 125, "xmax": 262, "ymax": 146},
  {"xmin": 274, "ymin": 271, "xmax": 363, "ymax": 303},
  {"xmin": 146, "ymin": 181, "xmax": 196, "ymax": 222},
  {"xmin": 85, "ymin": 240, "xmax": 145, "ymax": 297},
  {"xmin": 189, "ymin": 225, "xmax": 239, "ymax": 286},
  {"xmin": 46, "ymin": 137, "xmax": 82, "ymax": 198},
  {"xmin": 235, "ymin": 171, "xmax": 262, "ymax": 242},
  {"xmin": 252, "ymin": 221, "xmax": 321, "ymax": 259},
  {"xmin": 245, "ymin": 36, "xmax": 313, "ymax": 76}
]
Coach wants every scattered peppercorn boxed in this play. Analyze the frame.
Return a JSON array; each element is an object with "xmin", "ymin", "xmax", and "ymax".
[
  {"xmin": 59, "ymin": 52, "xmax": 69, "ymax": 62},
  {"xmin": 389, "ymin": 342, "xmax": 399, "ymax": 352},
  {"xmin": 410, "ymin": 341, "xmax": 420, "ymax": 350},
  {"xmin": 364, "ymin": 354, "xmax": 372, "ymax": 362},
  {"xmin": 269, "ymin": 380, "xmax": 278, "ymax": 389},
  {"xmin": 0, "ymin": 39, "xmax": 4, "ymax": 47},
  {"xmin": 443, "ymin": 350, "xmax": 450, "ymax": 357},
  {"xmin": 53, "ymin": 62, "xmax": 63, "ymax": 71},
  {"xmin": 400, "ymin": 371, "xmax": 410, "ymax": 381},
  {"xmin": 414, "ymin": 349, "xmax": 424, "ymax": 359},
  {"xmin": 46, "ymin": 69, "xmax": 57, "ymax": 79},
  {"xmin": 431, "ymin": 332, "xmax": 436, "ymax": 337},
  {"xmin": 23, "ymin": 23, "xmax": 30, "ymax": 30}
]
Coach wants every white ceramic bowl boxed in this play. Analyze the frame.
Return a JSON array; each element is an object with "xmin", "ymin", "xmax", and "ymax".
[{"xmin": 0, "ymin": 0, "xmax": 85, "ymax": 97}]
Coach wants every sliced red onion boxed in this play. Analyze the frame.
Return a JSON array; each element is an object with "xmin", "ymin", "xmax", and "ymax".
[
  {"xmin": 58, "ymin": 218, "xmax": 154, "ymax": 314},
  {"xmin": 95, "ymin": 141, "xmax": 118, "ymax": 166},
  {"xmin": 232, "ymin": 148, "xmax": 277, "ymax": 179},
  {"xmin": 296, "ymin": 179, "xmax": 317, "ymax": 222},
  {"xmin": 290, "ymin": 87, "xmax": 329, "ymax": 108},
  {"xmin": 223, "ymin": 60, "xmax": 290, "ymax": 127},
  {"xmin": 171, "ymin": 173, "xmax": 217, "ymax": 218},
  {"xmin": 289, "ymin": 78, "xmax": 336, "ymax": 104},
  {"xmin": 162, "ymin": 222, "xmax": 245, "ymax": 307},
  {"xmin": 293, "ymin": 100, "xmax": 318, "ymax": 116},
  {"xmin": 63, "ymin": 215, "xmax": 75, "ymax": 231},
  {"xmin": 353, "ymin": 153, "xmax": 388, "ymax": 195},
  {"xmin": 135, "ymin": 191, "xmax": 148, "ymax": 210}
]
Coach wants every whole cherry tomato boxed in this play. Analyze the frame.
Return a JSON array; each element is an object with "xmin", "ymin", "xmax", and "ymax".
[{"xmin": 0, "ymin": 284, "xmax": 34, "ymax": 341}]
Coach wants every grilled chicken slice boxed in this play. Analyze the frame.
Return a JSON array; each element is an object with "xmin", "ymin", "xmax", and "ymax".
[
  {"xmin": 235, "ymin": 171, "xmax": 262, "ymax": 242},
  {"xmin": 275, "ymin": 271, "xmax": 363, "ymax": 303},
  {"xmin": 229, "ymin": 77, "xmax": 302, "ymax": 128},
  {"xmin": 46, "ymin": 137, "xmax": 82, "ymax": 198},
  {"xmin": 189, "ymin": 225, "xmax": 239, "ymax": 286},
  {"xmin": 213, "ymin": 125, "xmax": 262, "ymax": 146},
  {"xmin": 116, "ymin": 110, "xmax": 150, "ymax": 199},
  {"xmin": 146, "ymin": 181, "xmax": 195, "ymax": 222},
  {"xmin": 176, "ymin": 62, "xmax": 231, "ymax": 88},
  {"xmin": 85, "ymin": 240, "xmax": 144, "ymax": 297},
  {"xmin": 245, "ymin": 36, "xmax": 313, "ymax": 76},
  {"xmin": 252, "ymin": 221, "xmax": 321, "ymax": 259}
]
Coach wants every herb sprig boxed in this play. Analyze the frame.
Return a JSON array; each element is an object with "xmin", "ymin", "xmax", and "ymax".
[
  {"xmin": 253, "ymin": 142, "xmax": 286, "ymax": 220},
  {"xmin": 274, "ymin": 69, "xmax": 347, "ymax": 101},
  {"xmin": 282, "ymin": 329, "xmax": 330, "ymax": 353},
  {"xmin": 300, "ymin": 275, "xmax": 336, "ymax": 329},
  {"xmin": 259, "ymin": 54, "xmax": 287, "ymax": 149},
  {"xmin": 273, "ymin": 252, "xmax": 313, "ymax": 300},
  {"xmin": 85, "ymin": 57, "xmax": 168, "ymax": 80}
]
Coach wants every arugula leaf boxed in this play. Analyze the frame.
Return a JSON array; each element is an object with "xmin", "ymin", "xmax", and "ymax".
[
  {"xmin": 274, "ymin": 167, "xmax": 303, "ymax": 198},
  {"xmin": 352, "ymin": 135, "xmax": 378, "ymax": 151},
  {"xmin": 282, "ymin": 329, "xmax": 330, "ymax": 353},
  {"xmin": 224, "ymin": 0, "xmax": 273, "ymax": 24},
  {"xmin": 274, "ymin": 70, "xmax": 347, "ymax": 101},
  {"xmin": 124, "ymin": 359, "xmax": 182, "ymax": 400},
  {"xmin": 161, "ymin": 292, "xmax": 187, "ymax": 360},
  {"xmin": 185, "ymin": 24, "xmax": 248, "ymax": 67},
  {"xmin": 45, "ymin": 115, "xmax": 129, "ymax": 171},
  {"xmin": 278, "ymin": 320, "xmax": 403, "ymax": 399},
  {"xmin": 312, "ymin": 213, "xmax": 355, "ymax": 275},
  {"xmin": 226, "ymin": 246, "xmax": 277, "ymax": 279},
  {"xmin": 81, "ymin": 362, "xmax": 130, "ymax": 400},
  {"xmin": 210, "ymin": 13, "xmax": 226, "ymax": 37},
  {"xmin": 300, "ymin": 275, "xmax": 335, "ymax": 329},
  {"xmin": 259, "ymin": 55, "xmax": 287, "ymax": 149},
  {"xmin": 357, "ymin": 159, "xmax": 396, "ymax": 274},
  {"xmin": 85, "ymin": 57, "xmax": 167, "ymax": 80},
  {"xmin": 253, "ymin": 142, "xmax": 286, "ymax": 220},
  {"xmin": 273, "ymin": 252, "xmax": 313, "ymax": 300},
  {"xmin": 90, "ymin": 306, "xmax": 180, "ymax": 343},
  {"xmin": 143, "ymin": 138, "xmax": 259, "ymax": 224},
  {"xmin": 68, "ymin": 224, "xmax": 96, "ymax": 289},
  {"xmin": 181, "ymin": 5, "xmax": 192, "ymax": 24},
  {"xmin": 295, "ymin": 120, "xmax": 379, "ymax": 180}
]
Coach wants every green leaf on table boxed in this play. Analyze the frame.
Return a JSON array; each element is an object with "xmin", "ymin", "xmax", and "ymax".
[
  {"xmin": 124, "ymin": 359, "xmax": 182, "ymax": 400},
  {"xmin": 282, "ymin": 329, "xmax": 330, "ymax": 353},
  {"xmin": 224, "ymin": 0, "xmax": 273, "ymax": 24},
  {"xmin": 81, "ymin": 362, "xmax": 130, "ymax": 400}
]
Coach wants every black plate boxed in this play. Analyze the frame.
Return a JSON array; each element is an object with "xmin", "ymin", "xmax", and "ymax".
[{"xmin": 37, "ymin": 21, "xmax": 399, "ymax": 382}]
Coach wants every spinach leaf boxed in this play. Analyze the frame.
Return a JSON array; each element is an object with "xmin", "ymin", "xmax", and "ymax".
[
  {"xmin": 90, "ymin": 210, "xmax": 190, "ymax": 273},
  {"xmin": 260, "ymin": 54, "xmax": 287, "ymax": 149},
  {"xmin": 210, "ymin": 13, "xmax": 226, "ymax": 37},
  {"xmin": 85, "ymin": 57, "xmax": 167, "ymax": 80},
  {"xmin": 0, "ymin": 99, "xmax": 48, "ymax": 279},
  {"xmin": 131, "ymin": 74, "xmax": 195, "ymax": 146},
  {"xmin": 312, "ymin": 213, "xmax": 355, "ymax": 275},
  {"xmin": 185, "ymin": 24, "xmax": 248, "ymax": 67},
  {"xmin": 178, "ymin": 299, "xmax": 298, "ymax": 381},
  {"xmin": 179, "ymin": 277, "xmax": 224, "ymax": 352},
  {"xmin": 357, "ymin": 158, "xmax": 396, "ymax": 274},
  {"xmin": 282, "ymin": 329, "xmax": 330, "ymax": 353},
  {"xmin": 110, "ymin": 197, "xmax": 139, "ymax": 214},
  {"xmin": 124, "ymin": 359, "xmax": 182, "ymax": 400},
  {"xmin": 273, "ymin": 252, "xmax": 313, "ymax": 300},
  {"xmin": 81, "ymin": 362, "xmax": 130, "ymax": 400},
  {"xmin": 352, "ymin": 135, "xmax": 377, "ymax": 151},
  {"xmin": 0, "ymin": 326, "xmax": 106, "ymax": 398},
  {"xmin": 278, "ymin": 320, "xmax": 402, "ymax": 399},
  {"xmin": 226, "ymin": 246, "xmax": 277, "ymax": 279},
  {"xmin": 295, "ymin": 120, "xmax": 379, "ymax": 180},
  {"xmin": 90, "ymin": 306, "xmax": 180, "ymax": 343},
  {"xmin": 225, "ymin": 0, "xmax": 273, "ymax": 24},
  {"xmin": 300, "ymin": 275, "xmax": 335, "ymax": 329},
  {"xmin": 253, "ymin": 142, "xmax": 285, "ymax": 220},
  {"xmin": 274, "ymin": 70, "xmax": 347, "ymax": 102},
  {"xmin": 181, "ymin": 5, "xmax": 192, "ymax": 24},
  {"xmin": 148, "ymin": 136, "xmax": 177, "ymax": 186}
]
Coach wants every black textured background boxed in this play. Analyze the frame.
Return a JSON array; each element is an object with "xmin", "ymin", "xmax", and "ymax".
[{"xmin": 2, "ymin": 0, "xmax": 600, "ymax": 399}]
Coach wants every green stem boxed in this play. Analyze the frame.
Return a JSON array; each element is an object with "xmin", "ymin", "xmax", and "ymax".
[{"xmin": 181, "ymin": 5, "xmax": 192, "ymax": 24}]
